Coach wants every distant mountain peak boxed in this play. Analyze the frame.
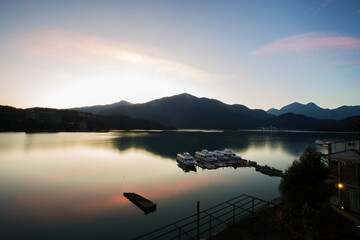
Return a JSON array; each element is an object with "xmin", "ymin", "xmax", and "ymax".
[
  {"xmin": 173, "ymin": 93, "xmax": 197, "ymax": 99},
  {"xmin": 267, "ymin": 101, "xmax": 360, "ymax": 120},
  {"xmin": 305, "ymin": 102, "xmax": 319, "ymax": 107},
  {"xmin": 70, "ymin": 100, "xmax": 132, "ymax": 114}
]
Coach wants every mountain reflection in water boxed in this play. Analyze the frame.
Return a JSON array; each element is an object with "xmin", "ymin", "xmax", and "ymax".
[
  {"xmin": 110, "ymin": 130, "xmax": 349, "ymax": 159},
  {"xmin": 0, "ymin": 131, "xmax": 356, "ymax": 240}
]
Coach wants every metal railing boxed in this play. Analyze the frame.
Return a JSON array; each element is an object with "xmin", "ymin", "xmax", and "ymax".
[{"xmin": 133, "ymin": 194, "xmax": 279, "ymax": 240}]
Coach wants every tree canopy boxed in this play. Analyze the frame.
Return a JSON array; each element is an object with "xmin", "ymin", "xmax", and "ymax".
[{"xmin": 278, "ymin": 147, "xmax": 333, "ymax": 212}]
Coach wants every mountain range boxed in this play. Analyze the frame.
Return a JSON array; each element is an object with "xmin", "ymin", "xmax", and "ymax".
[
  {"xmin": 0, "ymin": 105, "xmax": 173, "ymax": 132},
  {"xmin": 72, "ymin": 93, "xmax": 360, "ymax": 131},
  {"xmin": 267, "ymin": 102, "xmax": 360, "ymax": 120}
]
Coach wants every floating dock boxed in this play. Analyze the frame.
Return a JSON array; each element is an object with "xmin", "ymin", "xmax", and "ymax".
[
  {"xmin": 176, "ymin": 150, "xmax": 283, "ymax": 177},
  {"xmin": 254, "ymin": 164, "xmax": 283, "ymax": 177},
  {"xmin": 195, "ymin": 159, "xmax": 217, "ymax": 169},
  {"xmin": 123, "ymin": 192, "xmax": 157, "ymax": 214}
]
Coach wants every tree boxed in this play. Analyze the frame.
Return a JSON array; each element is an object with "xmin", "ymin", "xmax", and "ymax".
[
  {"xmin": 355, "ymin": 120, "xmax": 360, "ymax": 139},
  {"xmin": 278, "ymin": 147, "xmax": 333, "ymax": 212}
]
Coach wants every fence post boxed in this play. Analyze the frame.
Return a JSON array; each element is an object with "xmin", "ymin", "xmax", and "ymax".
[
  {"xmin": 209, "ymin": 215, "xmax": 211, "ymax": 238},
  {"xmin": 197, "ymin": 201, "xmax": 200, "ymax": 240},
  {"xmin": 252, "ymin": 197, "xmax": 255, "ymax": 213},
  {"xmin": 233, "ymin": 205, "xmax": 235, "ymax": 225}
]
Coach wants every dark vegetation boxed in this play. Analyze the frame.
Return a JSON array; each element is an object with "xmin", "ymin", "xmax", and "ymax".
[
  {"xmin": 266, "ymin": 113, "xmax": 335, "ymax": 131},
  {"xmin": 0, "ymin": 105, "xmax": 173, "ymax": 132},
  {"xmin": 278, "ymin": 148, "xmax": 358, "ymax": 239},
  {"xmin": 279, "ymin": 148, "xmax": 333, "ymax": 211}
]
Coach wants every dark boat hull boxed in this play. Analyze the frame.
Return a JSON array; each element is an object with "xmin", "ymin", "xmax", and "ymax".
[{"xmin": 123, "ymin": 192, "xmax": 157, "ymax": 214}]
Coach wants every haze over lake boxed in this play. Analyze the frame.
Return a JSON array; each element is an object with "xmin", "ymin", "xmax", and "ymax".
[{"xmin": 0, "ymin": 131, "xmax": 356, "ymax": 239}]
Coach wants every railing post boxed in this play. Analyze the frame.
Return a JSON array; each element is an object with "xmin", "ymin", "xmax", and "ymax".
[
  {"xmin": 197, "ymin": 201, "xmax": 200, "ymax": 240},
  {"xmin": 252, "ymin": 197, "xmax": 255, "ymax": 213},
  {"xmin": 209, "ymin": 215, "xmax": 212, "ymax": 238},
  {"xmin": 233, "ymin": 205, "xmax": 235, "ymax": 225},
  {"xmin": 179, "ymin": 228, "xmax": 181, "ymax": 240}
]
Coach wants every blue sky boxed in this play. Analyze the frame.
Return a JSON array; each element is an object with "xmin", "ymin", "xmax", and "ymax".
[{"xmin": 0, "ymin": 0, "xmax": 359, "ymax": 110}]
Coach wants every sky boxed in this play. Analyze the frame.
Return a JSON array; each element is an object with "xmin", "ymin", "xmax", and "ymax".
[{"xmin": 0, "ymin": 0, "xmax": 360, "ymax": 110}]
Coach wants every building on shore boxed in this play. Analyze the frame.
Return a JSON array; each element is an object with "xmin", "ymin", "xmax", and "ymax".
[{"xmin": 327, "ymin": 140, "xmax": 360, "ymax": 214}]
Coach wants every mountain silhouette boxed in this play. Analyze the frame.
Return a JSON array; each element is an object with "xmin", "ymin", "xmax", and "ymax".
[
  {"xmin": 97, "ymin": 93, "xmax": 271, "ymax": 129},
  {"xmin": 74, "ymin": 93, "xmax": 359, "ymax": 131},
  {"xmin": 268, "ymin": 102, "xmax": 360, "ymax": 120},
  {"xmin": 72, "ymin": 100, "xmax": 132, "ymax": 114}
]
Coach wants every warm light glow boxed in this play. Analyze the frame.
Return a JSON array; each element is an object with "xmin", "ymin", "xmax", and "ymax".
[
  {"xmin": 338, "ymin": 183, "xmax": 343, "ymax": 189},
  {"xmin": 341, "ymin": 206, "xmax": 344, "ymax": 210}
]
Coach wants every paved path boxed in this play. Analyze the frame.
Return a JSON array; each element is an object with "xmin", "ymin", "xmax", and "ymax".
[{"xmin": 331, "ymin": 205, "xmax": 360, "ymax": 225}]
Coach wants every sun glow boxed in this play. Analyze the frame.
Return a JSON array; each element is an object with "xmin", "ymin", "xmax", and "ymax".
[{"xmin": 13, "ymin": 30, "xmax": 224, "ymax": 108}]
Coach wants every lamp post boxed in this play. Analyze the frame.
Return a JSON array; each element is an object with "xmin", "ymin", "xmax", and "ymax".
[{"xmin": 338, "ymin": 183, "xmax": 343, "ymax": 208}]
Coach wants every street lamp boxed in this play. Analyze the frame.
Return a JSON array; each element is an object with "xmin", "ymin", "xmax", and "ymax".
[{"xmin": 337, "ymin": 183, "xmax": 344, "ymax": 208}]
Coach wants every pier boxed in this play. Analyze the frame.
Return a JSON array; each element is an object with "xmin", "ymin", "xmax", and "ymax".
[
  {"xmin": 195, "ymin": 159, "xmax": 217, "ymax": 169},
  {"xmin": 254, "ymin": 164, "xmax": 284, "ymax": 177},
  {"xmin": 193, "ymin": 158, "xmax": 283, "ymax": 177},
  {"xmin": 123, "ymin": 192, "xmax": 157, "ymax": 214}
]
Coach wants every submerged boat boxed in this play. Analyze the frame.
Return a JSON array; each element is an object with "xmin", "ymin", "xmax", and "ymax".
[{"xmin": 176, "ymin": 152, "xmax": 196, "ymax": 166}]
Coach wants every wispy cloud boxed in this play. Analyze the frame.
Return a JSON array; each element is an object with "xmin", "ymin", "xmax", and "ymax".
[
  {"xmin": 16, "ymin": 30, "xmax": 223, "ymax": 83},
  {"xmin": 252, "ymin": 32, "xmax": 360, "ymax": 56},
  {"xmin": 303, "ymin": 0, "xmax": 336, "ymax": 14},
  {"xmin": 354, "ymin": 10, "xmax": 360, "ymax": 14}
]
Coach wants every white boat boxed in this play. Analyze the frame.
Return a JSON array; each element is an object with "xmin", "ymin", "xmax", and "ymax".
[
  {"xmin": 210, "ymin": 150, "xmax": 228, "ymax": 161},
  {"xmin": 194, "ymin": 150, "xmax": 217, "ymax": 162},
  {"xmin": 176, "ymin": 152, "xmax": 196, "ymax": 166},
  {"xmin": 222, "ymin": 148, "xmax": 243, "ymax": 161}
]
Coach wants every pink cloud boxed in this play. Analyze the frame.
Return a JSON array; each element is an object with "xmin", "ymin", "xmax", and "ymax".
[
  {"xmin": 355, "ymin": 10, "xmax": 360, "ymax": 14},
  {"xmin": 253, "ymin": 32, "xmax": 360, "ymax": 55}
]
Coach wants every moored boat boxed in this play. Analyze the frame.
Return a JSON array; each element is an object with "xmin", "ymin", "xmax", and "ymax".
[
  {"xmin": 176, "ymin": 152, "xmax": 196, "ymax": 166},
  {"xmin": 221, "ymin": 148, "xmax": 243, "ymax": 161},
  {"xmin": 194, "ymin": 150, "xmax": 217, "ymax": 162},
  {"xmin": 210, "ymin": 150, "xmax": 228, "ymax": 161}
]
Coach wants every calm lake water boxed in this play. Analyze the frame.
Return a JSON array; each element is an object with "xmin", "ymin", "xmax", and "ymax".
[{"xmin": 0, "ymin": 131, "xmax": 356, "ymax": 239}]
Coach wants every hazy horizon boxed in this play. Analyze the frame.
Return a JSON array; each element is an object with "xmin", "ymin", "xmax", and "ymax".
[{"xmin": 1, "ymin": 0, "xmax": 360, "ymax": 110}]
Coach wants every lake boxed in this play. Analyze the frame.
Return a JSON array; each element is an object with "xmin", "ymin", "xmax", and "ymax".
[{"xmin": 0, "ymin": 131, "xmax": 356, "ymax": 239}]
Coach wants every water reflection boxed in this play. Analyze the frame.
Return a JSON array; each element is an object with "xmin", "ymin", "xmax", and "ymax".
[
  {"xmin": 177, "ymin": 161, "xmax": 197, "ymax": 173},
  {"xmin": 0, "ymin": 131, "xmax": 356, "ymax": 240},
  {"xmin": 111, "ymin": 131, "xmax": 353, "ymax": 160}
]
